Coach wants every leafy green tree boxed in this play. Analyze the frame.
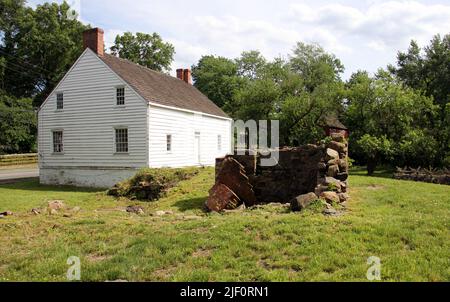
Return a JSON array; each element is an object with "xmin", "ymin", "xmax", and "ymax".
[
  {"xmin": 389, "ymin": 41, "xmax": 425, "ymax": 90},
  {"xmin": 0, "ymin": 91, "xmax": 36, "ymax": 154},
  {"xmin": 390, "ymin": 35, "xmax": 450, "ymax": 166},
  {"xmin": 233, "ymin": 78, "xmax": 281, "ymax": 121},
  {"xmin": 235, "ymin": 50, "xmax": 267, "ymax": 80},
  {"xmin": 289, "ymin": 42, "xmax": 344, "ymax": 93},
  {"xmin": 230, "ymin": 44, "xmax": 345, "ymax": 145},
  {"xmin": 111, "ymin": 32, "xmax": 175, "ymax": 73},
  {"xmin": 356, "ymin": 135, "xmax": 394, "ymax": 175},
  {"xmin": 279, "ymin": 81, "xmax": 344, "ymax": 145},
  {"xmin": 344, "ymin": 70, "xmax": 438, "ymax": 172},
  {"xmin": 278, "ymin": 43, "xmax": 345, "ymax": 144},
  {"xmin": 192, "ymin": 44, "xmax": 345, "ymax": 145},
  {"xmin": 0, "ymin": 1, "xmax": 88, "ymax": 106},
  {"xmin": 192, "ymin": 55, "xmax": 242, "ymax": 110},
  {"xmin": 391, "ymin": 35, "xmax": 450, "ymax": 111},
  {"xmin": 397, "ymin": 130, "xmax": 439, "ymax": 168}
]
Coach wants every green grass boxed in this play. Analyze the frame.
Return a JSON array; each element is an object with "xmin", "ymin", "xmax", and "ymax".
[{"xmin": 0, "ymin": 167, "xmax": 449, "ymax": 282}]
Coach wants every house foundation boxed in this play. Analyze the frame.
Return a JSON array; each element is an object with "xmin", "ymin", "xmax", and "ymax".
[{"xmin": 39, "ymin": 167, "xmax": 139, "ymax": 188}]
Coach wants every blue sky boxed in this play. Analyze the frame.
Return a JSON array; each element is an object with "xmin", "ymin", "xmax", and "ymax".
[{"xmin": 28, "ymin": 0, "xmax": 450, "ymax": 79}]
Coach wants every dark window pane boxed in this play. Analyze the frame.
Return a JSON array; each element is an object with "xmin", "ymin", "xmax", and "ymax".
[
  {"xmin": 57, "ymin": 93, "xmax": 64, "ymax": 109},
  {"xmin": 116, "ymin": 87, "xmax": 125, "ymax": 105},
  {"xmin": 115, "ymin": 128, "xmax": 128, "ymax": 153},
  {"xmin": 167, "ymin": 135, "xmax": 172, "ymax": 151},
  {"xmin": 53, "ymin": 131, "xmax": 63, "ymax": 153}
]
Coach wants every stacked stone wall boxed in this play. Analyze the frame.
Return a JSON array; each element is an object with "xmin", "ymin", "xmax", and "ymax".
[{"xmin": 207, "ymin": 133, "xmax": 350, "ymax": 212}]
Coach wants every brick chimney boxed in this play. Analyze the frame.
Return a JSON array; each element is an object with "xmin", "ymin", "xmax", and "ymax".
[
  {"xmin": 183, "ymin": 69, "xmax": 192, "ymax": 85},
  {"xmin": 83, "ymin": 28, "xmax": 104, "ymax": 56},
  {"xmin": 176, "ymin": 69, "xmax": 184, "ymax": 81},
  {"xmin": 176, "ymin": 68, "xmax": 192, "ymax": 85}
]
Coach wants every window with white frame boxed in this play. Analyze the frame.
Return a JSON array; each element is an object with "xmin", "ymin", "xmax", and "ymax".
[
  {"xmin": 115, "ymin": 128, "xmax": 128, "ymax": 153},
  {"xmin": 52, "ymin": 131, "xmax": 63, "ymax": 153},
  {"xmin": 166, "ymin": 134, "xmax": 172, "ymax": 152},
  {"xmin": 217, "ymin": 135, "xmax": 222, "ymax": 151},
  {"xmin": 56, "ymin": 93, "xmax": 64, "ymax": 110},
  {"xmin": 116, "ymin": 87, "xmax": 125, "ymax": 105}
]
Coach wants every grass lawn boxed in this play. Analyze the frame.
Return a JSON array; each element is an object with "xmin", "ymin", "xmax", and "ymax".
[{"xmin": 0, "ymin": 167, "xmax": 449, "ymax": 282}]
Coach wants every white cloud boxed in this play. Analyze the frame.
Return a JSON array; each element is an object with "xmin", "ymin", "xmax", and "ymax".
[
  {"xmin": 27, "ymin": 0, "xmax": 450, "ymax": 78},
  {"xmin": 367, "ymin": 40, "xmax": 387, "ymax": 52},
  {"xmin": 289, "ymin": 1, "xmax": 450, "ymax": 50},
  {"xmin": 103, "ymin": 29, "xmax": 125, "ymax": 50}
]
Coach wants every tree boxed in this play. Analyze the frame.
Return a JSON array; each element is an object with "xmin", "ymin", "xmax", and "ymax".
[
  {"xmin": 110, "ymin": 32, "xmax": 175, "ymax": 73},
  {"xmin": 235, "ymin": 50, "xmax": 267, "ymax": 80},
  {"xmin": 390, "ymin": 35, "xmax": 450, "ymax": 166},
  {"xmin": 279, "ymin": 42, "xmax": 345, "ymax": 145},
  {"xmin": 356, "ymin": 135, "xmax": 394, "ymax": 175},
  {"xmin": 289, "ymin": 42, "xmax": 344, "ymax": 93},
  {"xmin": 191, "ymin": 44, "xmax": 346, "ymax": 145},
  {"xmin": 397, "ymin": 130, "xmax": 439, "ymax": 168},
  {"xmin": 0, "ymin": 1, "xmax": 89, "ymax": 106},
  {"xmin": 0, "ymin": 0, "xmax": 26, "ymax": 34},
  {"xmin": 278, "ymin": 80, "xmax": 344, "ymax": 145},
  {"xmin": 0, "ymin": 1, "xmax": 88, "ymax": 154},
  {"xmin": 344, "ymin": 70, "xmax": 438, "ymax": 173},
  {"xmin": 233, "ymin": 78, "xmax": 281, "ymax": 121},
  {"xmin": 192, "ymin": 55, "xmax": 242, "ymax": 111},
  {"xmin": 230, "ymin": 44, "xmax": 345, "ymax": 146},
  {"xmin": 389, "ymin": 41, "xmax": 425, "ymax": 90},
  {"xmin": 0, "ymin": 91, "xmax": 36, "ymax": 154}
]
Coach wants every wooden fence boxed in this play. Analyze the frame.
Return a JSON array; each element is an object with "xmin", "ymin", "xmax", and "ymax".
[
  {"xmin": 0, "ymin": 153, "xmax": 38, "ymax": 167},
  {"xmin": 394, "ymin": 167, "xmax": 450, "ymax": 186}
]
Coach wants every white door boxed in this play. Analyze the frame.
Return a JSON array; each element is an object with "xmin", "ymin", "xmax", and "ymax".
[{"xmin": 194, "ymin": 132, "xmax": 201, "ymax": 164}]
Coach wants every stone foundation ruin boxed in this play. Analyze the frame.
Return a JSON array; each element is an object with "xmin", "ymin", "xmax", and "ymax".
[{"xmin": 206, "ymin": 133, "xmax": 350, "ymax": 212}]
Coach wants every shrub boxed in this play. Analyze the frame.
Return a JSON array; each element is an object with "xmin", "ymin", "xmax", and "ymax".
[{"xmin": 107, "ymin": 168, "xmax": 199, "ymax": 201}]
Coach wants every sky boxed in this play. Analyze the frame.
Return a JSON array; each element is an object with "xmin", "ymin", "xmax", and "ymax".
[{"xmin": 28, "ymin": 0, "xmax": 450, "ymax": 79}]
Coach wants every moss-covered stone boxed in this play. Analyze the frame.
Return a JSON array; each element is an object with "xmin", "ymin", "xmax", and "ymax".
[{"xmin": 107, "ymin": 168, "xmax": 199, "ymax": 201}]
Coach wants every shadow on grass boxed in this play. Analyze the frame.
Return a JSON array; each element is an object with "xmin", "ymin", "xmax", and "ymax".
[
  {"xmin": 350, "ymin": 166, "xmax": 395, "ymax": 179},
  {"xmin": 0, "ymin": 178, "xmax": 104, "ymax": 193},
  {"xmin": 173, "ymin": 196, "xmax": 208, "ymax": 212}
]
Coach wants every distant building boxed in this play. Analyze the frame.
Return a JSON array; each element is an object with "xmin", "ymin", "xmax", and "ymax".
[
  {"xmin": 38, "ymin": 28, "xmax": 232, "ymax": 188},
  {"xmin": 323, "ymin": 115, "xmax": 349, "ymax": 138}
]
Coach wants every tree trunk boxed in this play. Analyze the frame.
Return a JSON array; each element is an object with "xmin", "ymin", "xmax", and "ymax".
[{"xmin": 367, "ymin": 159, "xmax": 377, "ymax": 176}]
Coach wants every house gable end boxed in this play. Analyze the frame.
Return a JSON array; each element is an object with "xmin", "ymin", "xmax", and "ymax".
[{"xmin": 39, "ymin": 49, "xmax": 147, "ymax": 113}]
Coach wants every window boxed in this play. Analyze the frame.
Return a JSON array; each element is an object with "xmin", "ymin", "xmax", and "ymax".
[
  {"xmin": 166, "ymin": 134, "xmax": 172, "ymax": 152},
  {"xmin": 116, "ymin": 87, "xmax": 125, "ymax": 105},
  {"xmin": 115, "ymin": 128, "xmax": 128, "ymax": 153},
  {"xmin": 52, "ymin": 131, "xmax": 63, "ymax": 153},
  {"xmin": 217, "ymin": 135, "xmax": 222, "ymax": 151},
  {"xmin": 56, "ymin": 93, "xmax": 64, "ymax": 110}
]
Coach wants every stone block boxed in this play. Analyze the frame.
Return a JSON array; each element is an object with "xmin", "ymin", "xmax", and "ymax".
[
  {"xmin": 206, "ymin": 183, "xmax": 242, "ymax": 212},
  {"xmin": 290, "ymin": 193, "xmax": 318, "ymax": 212},
  {"xmin": 327, "ymin": 165, "xmax": 340, "ymax": 177},
  {"xmin": 328, "ymin": 141, "xmax": 347, "ymax": 154},
  {"xmin": 320, "ymin": 191, "xmax": 340, "ymax": 204},
  {"xmin": 326, "ymin": 148, "xmax": 339, "ymax": 161}
]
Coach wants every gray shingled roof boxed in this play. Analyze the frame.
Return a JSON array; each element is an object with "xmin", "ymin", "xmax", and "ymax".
[{"xmin": 100, "ymin": 54, "xmax": 229, "ymax": 118}]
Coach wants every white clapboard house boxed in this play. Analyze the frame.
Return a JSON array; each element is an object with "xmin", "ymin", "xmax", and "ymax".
[{"xmin": 38, "ymin": 28, "xmax": 232, "ymax": 188}]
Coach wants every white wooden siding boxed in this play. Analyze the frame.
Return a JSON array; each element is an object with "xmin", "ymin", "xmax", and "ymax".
[
  {"xmin": 38, "ymin": 50, "xmax": 148, "ymax": 169},
  {"xmin": 148, "ymin": 105, "xmax": 232, "ymax": 168}
]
